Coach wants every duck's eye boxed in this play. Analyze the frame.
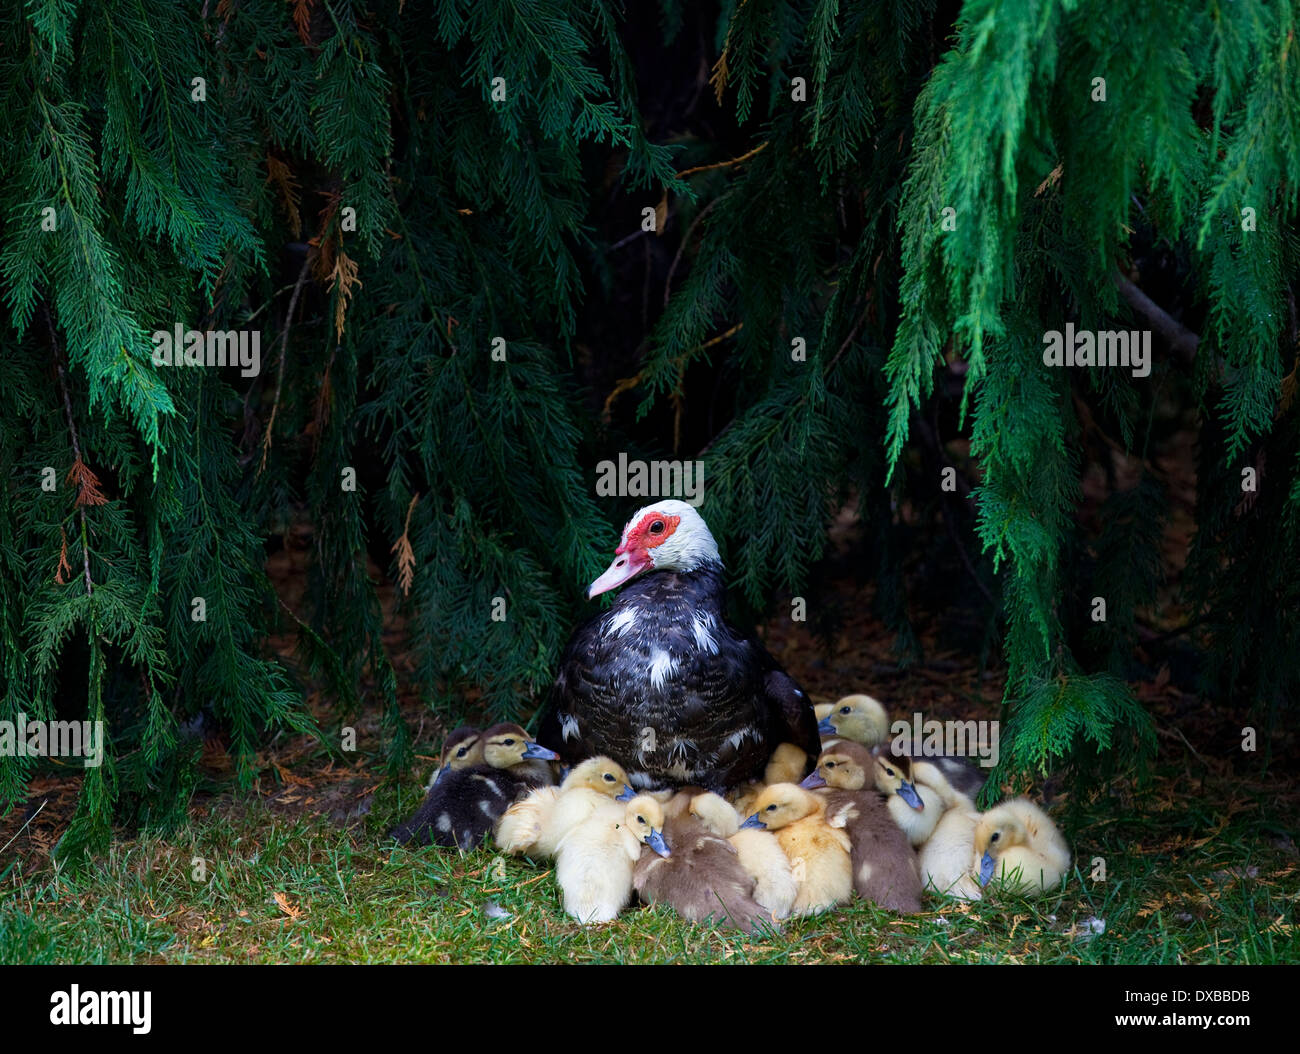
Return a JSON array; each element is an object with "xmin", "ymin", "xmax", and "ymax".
[
  {"xmin": 766, "ymin": 804, "xmax": 778, "ymax": 812},
  {"xmin": 456, "ymin": 748, "xmax": 468, "ymax": 758},
  {"xmin": 637, "ymin": 815, "xmax": 646, "ymax": 825},
  {"xmin": 826, "ymin": 761, "xmax": 837, "ymax": 768},
  {"xmin": 885, "ymin": 768, "xmax": 895, "ymax": 777},
  {"xmin": 603, "ymin": 773, "xmax": 615, "ymax": 782},
  {"xmin": 503, "ymin": 738, "xmax": 515, "ymax": 746},
  {"xmin": 990, "ymin": 832, "xmax": 1000, "ymax": 842},
  {"xmin": 650, "ymin": 520, "xmax": 665, "ymax": 534},
  {"xmin": 840, "ymin": 706, "xmax": 851, "ymax": 715}
]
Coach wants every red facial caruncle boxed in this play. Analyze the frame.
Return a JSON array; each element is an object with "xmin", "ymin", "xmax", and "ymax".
[{"xmin": 587, "ymin": 510, "xmax": 682, "ymax": 599}]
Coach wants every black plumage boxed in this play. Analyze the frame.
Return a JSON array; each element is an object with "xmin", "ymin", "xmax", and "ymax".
[
  {"xmin": 391, "ymin": 767, "xmax": 529, "ymax": 849},
  {"xmin": 537, "ymin": 503, "xmax": 820, "ymax": 793},
  {"xmin": 390, "ymin": 722, "xmax": 557, "ymax": 849}
]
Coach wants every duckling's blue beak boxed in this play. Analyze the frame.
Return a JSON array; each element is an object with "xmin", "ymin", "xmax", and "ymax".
[
  {"xmin": 615, "ymin": 785, "xmax": 636, "ymax": 802},
  {"xmin": 898, "ymin": 780, "xmax": 924, "ymax": 810},
  {"xmin": 817, "ymin": 718, "xmax": 836, "ymax": 736},
  {"xmin": 522, "ymin": 742, "xmax": 560, "ymax": 761},
  {"xmin": 432, "ymin": 764, "xmax": 450, "ymax": 786},
  {"xmin": 979, "ymin": 851, "xmax": 996, "ymax": 887},
  {"xmin": 739, "ymin": 813, "xmax": 766, "ymax": 830},
  {"xmin": 558, "ymin": 766, "xmax": 571, "ymax": 782},
  {"xmin": 800, "ymin": 770, "xmax": 827, "ymax": 790},
  {"xmin": 646, "ymin": 829, "xmax": 671, "ymax": 857}
]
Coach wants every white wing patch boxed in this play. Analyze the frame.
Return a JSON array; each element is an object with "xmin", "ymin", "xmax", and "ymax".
[
  {"xmin": 691, "ymin": 611, "xmax": 719, "ymax": 654},
  {"xmin": 560, "ymin": 714, "xmax": 580, "ymax": 742},
  {"xmin": 667, "ymin": 738, "xmax": 695, "ymax": 764},
  {"xmin": 648, "ymin": 648, "xmax": 678, "ymax": 691},
  {"xmin": 603, "ymin": 607, "xmax": 638, "ymax": 639},
  {"xmin": 436, "ymin": 813, "xmax": 453, "ymax": 833},
  {"xmin": 722, "ymin": 727, "xmax": 757, "ymax": 753}
]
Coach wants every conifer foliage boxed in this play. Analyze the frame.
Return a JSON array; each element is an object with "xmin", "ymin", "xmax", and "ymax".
[{"xmin": 1, "ymin": 1, "xmax": 1296, "ymax": 854}]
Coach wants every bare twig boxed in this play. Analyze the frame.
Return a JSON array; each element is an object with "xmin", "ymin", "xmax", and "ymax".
[
  {"xmin": 664, "ymin": 198, "xmax": 718, "ymax": 308},
  {"xmin": 261, "ymin": 256, "xmax": 313, "ymax": 473},
  {"xmin": 1112, "ymin": 271, "xmax": 1201, "ymax": 366}
]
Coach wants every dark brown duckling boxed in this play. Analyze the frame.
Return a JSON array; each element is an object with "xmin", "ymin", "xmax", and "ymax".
[{"xmin": 391, "ymin": 723, "xmax": 559, "ymax": 849}]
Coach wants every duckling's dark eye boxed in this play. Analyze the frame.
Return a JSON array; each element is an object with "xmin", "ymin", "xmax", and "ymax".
[
  {"xmin": 637, "ymin": 815, "xmax": 646, "ymax": 825},
  {"xmin": 503, "ymin": 738, "xmax": 515, "ymax": 746},
  {"xmin": 650, "ymin": 520, "xmax": 665, "ymax": 534},
  {"xmin": 885, "ymin": 768, "xmax": 895, "ymax": 777},
  {"xmin": 456, "ymin": 748, "xmax": 468, "ymax": 758},
  {"xmin": 603, "ymin": 773, "xmax": 615, "ymax": 782},
  {"xmin": 766, "ymin": 804, "xmax": 778, "ymax": 812},
  {"xmin": 840, "ymin": 706, "xmax": 851, "ymax": 715},
  {"xmin": 826, "ymin": 761, "xmax": 837, "ymax": 768},
  {"xmin": 990, "ymin": 832, "xmax": 1000, "ymax": 842}
]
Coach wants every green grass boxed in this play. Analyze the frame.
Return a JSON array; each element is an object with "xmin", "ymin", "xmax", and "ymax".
[{"xmin": 2, "ymin": 767, "xmax": 1295, "ymax": 964}]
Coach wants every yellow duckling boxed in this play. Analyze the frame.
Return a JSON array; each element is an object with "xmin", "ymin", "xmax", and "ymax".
[
  {"xmin": 914, "ymin": 763, "xmax": 982, "ymax": 900},
  {"xmin": 817, "ymin": 694, "xmax": 890, "ymax": 748},
  {"xmin": 728, "ymin": 742, "xmax": 810, "ymax": 817},
  {"xmin": 973, "ymin": 799, "xmax": 1070, "ymax": 894},
  {"xmin": 496, "ymin": 755, "xmax": 633, "ymax": 858},
  {"xmin": 688, "ymin": 792, "xmax": 797, "ymax": 921},
  {"xmin": 555, "ymin": 793, "xmax": 668, "ymax": 924},
  {"xmin": 800, "ymin": 742, "xmax": 923, "ymax": 913},
  {"xmin": 741, "ymin": 784, "xmax": 852, "ymax": 917}
]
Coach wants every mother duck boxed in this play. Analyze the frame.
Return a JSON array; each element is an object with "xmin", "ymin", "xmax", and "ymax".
[{"xmin": 537, "ymin": 500, "xmax": 820, "ymax": 793}]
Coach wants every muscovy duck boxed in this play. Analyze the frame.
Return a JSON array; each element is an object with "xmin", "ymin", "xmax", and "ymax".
[{"xmin": 536, "ymin": 500, "xmax": 821, "ymax": 793}]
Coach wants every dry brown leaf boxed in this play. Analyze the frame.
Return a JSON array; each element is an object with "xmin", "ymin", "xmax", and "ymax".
[
  {"xmin": 391, "ymin": 492, "xmax": 419, "ymax": 596},
  {"xmin": 265, "ymin": 155, "xmax": 302, "ymax": 238},
  {"xmin": 272, "ymin": 891, "xmax": 303, "ymax": 919},
  {"xmin": 328, "ymin": 250, "xmax": 362, "ymax": 341},
  {"xmin": 67, "ymin": 458, "xmax": 107, "ymax": 507},
  {"xmin": 290, "ymin": 0, "xmax": 314, "ymax": 46}
]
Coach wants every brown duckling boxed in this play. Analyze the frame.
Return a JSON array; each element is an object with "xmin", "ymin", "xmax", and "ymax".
[
  {"xmin": 633, "ymin": 793, "xmax": 772, "ymax": 934},
  {"xmin": 688, "ymin": 792, "xmax": 797, "ymax": 921}
]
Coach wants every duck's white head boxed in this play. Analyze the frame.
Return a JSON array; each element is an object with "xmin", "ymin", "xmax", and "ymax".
[{"xmin": 587, "ymin": 500, "xmax": 722, "ymax": 599}]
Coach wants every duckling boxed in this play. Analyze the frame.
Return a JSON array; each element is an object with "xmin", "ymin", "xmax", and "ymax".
[
  {"xmin": 867, "ymin": 752, "xmax": 943, "ymax": 846},
  {"xmin": 820, "ymin": 697, "xmax": 987, "ymax": 799},
  {"xmin": 800, "ymin": 742, "xmax": 922, "ymax": 914},
  {"xmin": 741, "ymin": 784, "xmax": 852, "ymax": 917},
  {"xmin": 555, "ymin": 793, "xmax": 667, "ymax": 924},
  {"xmin": 728, "ymin": 742, "xmax": 812, "ymax": 817},
  {"xmin": 913, "ymin": 763, "xmax": 982, "ymax": 900},
  {"xmin": 817, "ymin": 694, "xmax": 890, "ymax": 747},
  {"xmin": 391, "ymin": 723, "xmax": 559, "ymax": 849},
  {"xmin": 497, "ymin": 755, "xmax": 634, "ymax": 858},
  {"xmin": 973, "ymin": 798, "xmax": 1070, "ymax": 895},
  {"xmin": 632, "ymin": 793, "xmax": 772, "ymax": 933},
  {"xmin": 688, "ymin": 792, "xmax": 797, "ymax": 921},
  {"xmin": 424, "ymin": 726, "xmax": 484, "ymax": 791}
]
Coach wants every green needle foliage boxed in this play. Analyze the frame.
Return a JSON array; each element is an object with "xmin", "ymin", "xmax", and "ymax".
[{"xmin": 1, "ymin": 0, "xmax": 1296, "ymax": 856}]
